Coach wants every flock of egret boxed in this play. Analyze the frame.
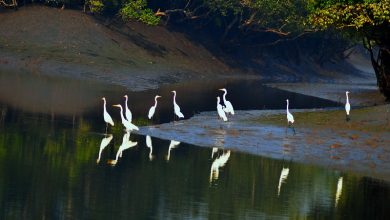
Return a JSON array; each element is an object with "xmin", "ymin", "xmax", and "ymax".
[
  {"xmin": 102, "ymin": 88, "xmax": 240, "ymax": 133},
  {"xmin": 100, "ymin": 88, "xmax": 352, "ymax": 166},
  {"xmin": 103, "ymin": 88, "xmax": 352, "ymax": 134}
]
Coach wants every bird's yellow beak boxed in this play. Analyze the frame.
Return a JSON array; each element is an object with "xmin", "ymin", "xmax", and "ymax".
[{"xmin": 113, "ymin": 104, "xmax": 120, "ymax": 107}]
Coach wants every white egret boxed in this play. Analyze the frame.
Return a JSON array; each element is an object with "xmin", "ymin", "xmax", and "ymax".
[
  {"xmin": 96, "ymin": 134, "xmax": 113, "ymax": 164},
  {"xmin": 345, "ymin": 91, "xmax": 351, "ymax": 121},
  {"xmin": 124, "ymin": 95, "xmax": 132, "ymax": 122},
  {"xmin": 286, "ymin": 99, "xmax": 294, "ymax": 125},
  {"xmin": 335, "ymin": 177, "xmax": 343, "ymax": 207},
  {"xmin": 286, "ymin": 99, "xmax": 295, "ymax": 134},
  {"xmin": 108, "ymin": 132, "xmax": 137, "ymax": 166},
  {"xmin": 210, "ymin": 150, "xmax": 231, "ymax": 183},
  {"xmin": 146, "ymin": 135, "xmax": 154, "ymax": 161},
  {"xmin": 277, "ymin": 167, "xmax": 290, "ymax": 196},
  {"xmin": 219, "ymin": 88, "xmax": 235, "ymax": 115},
  {"xmin": 102, "ymin": 97, "xmax": 114, "ymax": 133},
  {"xmin": 217, "ymin": 97, "xmax": 228, "ymax": 122},
  {"xmin": 172, "ymin": 90, "xmax": 184, "ymax": 120},
  {"xmin": 166, "ymin": 140, "xmax": 180, "ymax": 161},
  {"xmin": 148, "ymin": 95, "xmax": 161, "ymax": 119},
  {"xmin": 112, "ymin": 104, "xmax": 139, "ymax": 131}
]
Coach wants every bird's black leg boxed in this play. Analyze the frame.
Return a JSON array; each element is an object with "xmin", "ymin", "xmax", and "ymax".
[
  {"xmin": 105, "ymin": 123, "xmax": 108, "ymax": 134},
  {"xmin": 346, "ymin": 115, "xmax": 350, "ymax": 122},
  {"xmin": 292, "ymin": 125, "xmax": 296, "ymax": 135}
]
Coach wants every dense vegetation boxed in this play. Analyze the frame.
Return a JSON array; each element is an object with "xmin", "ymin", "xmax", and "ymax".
[
  {"xmin": 1, "ymin": 0, "xmax": 389, "ymax": 99},
  {"xmin": 309, "ymin": 0, "xmax": 390, "ymax": 99}
]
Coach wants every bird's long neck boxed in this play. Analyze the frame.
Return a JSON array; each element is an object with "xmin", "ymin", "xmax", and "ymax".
[
  {"xmin": 346, "ymin": 93, "xmax": 349, "ymax": 104},
  {"xmin": 119, "ymin": 107, "xmax": 126, "ymax": 122},
  {"xmin": 154, "ymin": 97, "xmax": 158, "ymax": 107},
  {"xmin": 223, "ymin": 91, "xmax": 227, "ymax": 102},
  {"xmin": 217, "ymin": 98, "xmax": 220, "ymax": 105},
  {"xmin": 125, "ymin": 97, "xmax": 129, "ymax": 108},
  {"xmin": 286, "ymin": 101, "xmax": 290, "ymax": 113},
  {"xmin": 173, "ymin": 93, "xmax": 177, "ymax": 105},
  {"xmin": 103, "ymin": 100, "xmax": 107, "ymax": 112}
]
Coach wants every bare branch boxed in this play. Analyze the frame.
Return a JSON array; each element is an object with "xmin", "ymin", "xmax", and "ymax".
[
  {"xmin": 245, "ymin": 30, "xmax": 316, "ymax": 48},
  {"xmin": 0, "ymin": 0, "xmax": 17, "ymax": 7}
]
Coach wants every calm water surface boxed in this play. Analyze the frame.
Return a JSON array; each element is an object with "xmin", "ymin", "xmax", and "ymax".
[{"xmin": 0, "ymin": 71, "xmax": 389, "ymax": 219}]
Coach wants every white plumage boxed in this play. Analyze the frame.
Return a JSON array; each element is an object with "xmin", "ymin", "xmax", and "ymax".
[
  {"xmin": 217, "ymin": 96, "xmax": 228, "ymax": 121},
  {"xmin": 345, "ymin": 91, "xmax": 351, "ymax": 116},
  {"xmin": 172, "ymin": 90, "xmax": 184, "ymax": 119},
  {"xmin": 148, "ymin": 95, "xmax": 161, "ymax": 119},
  {"xmin": 124, "ymin": 95, "xmax": 132, "ymax": 122},
  {"xmin": 219, "ymin": 88, "xmax": 235, "ymax": 115},
  {"xmin": 102, "ymin": 97, "xmax": 114, "ymax": 132},
  {"xmin": 113, "ymin": 104, "xmax": 139, "ymax": 131},
  {"xmin": 286, "ymin": 99, "xmax": 294, "ymax": 125}
]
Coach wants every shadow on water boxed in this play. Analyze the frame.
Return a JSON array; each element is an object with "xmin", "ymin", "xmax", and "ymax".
[
  {"xmin": 0, "ymin": 115, "xmax": 389, "ymax": 219},
  {"xmin": 0, "ymin": 71, "xmax": 339, "ymax": 125}
]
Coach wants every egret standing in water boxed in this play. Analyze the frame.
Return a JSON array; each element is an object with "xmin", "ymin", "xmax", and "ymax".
[
  {"xmin": 172, "ymin": 90, "xmax": 184, "ymax": 120},
  {"xmin": 112, "ymin": 104, "xmax": 139, "ymax": 131},
  {"xmin": 286, "ymin": 99, "xmax": 295, "ymax": 134},
  {"xmin": 124, "ymin": 95, "xmax": 133, "ymax": 122},
  {"xmin": 219, "ymin": 88, "xmax": 235, "ymax": 115},
  {"xmin": 102, "ymin": 97, "xmax": 114, "ymax": 133},
  {"xmin": 345, "ymin": 91, "xmax": 351, "ymax": 121},
  {"xmin": 148, "ymin": 95, "xmax": 162, "ymax": 120},
  {"xmin": 217, "ymin": 97, "xmax": 228, "ymax": 121}
]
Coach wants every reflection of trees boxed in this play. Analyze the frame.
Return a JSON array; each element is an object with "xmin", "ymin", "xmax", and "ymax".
[{"xmin": 0, "ymin": 113, "xmax": 389, "ymax": 218}]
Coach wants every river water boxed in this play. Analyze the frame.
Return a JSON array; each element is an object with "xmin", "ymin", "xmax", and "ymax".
[{"xmin": 0, "ymin": 71, "xmax": 389, "ymax": 219}]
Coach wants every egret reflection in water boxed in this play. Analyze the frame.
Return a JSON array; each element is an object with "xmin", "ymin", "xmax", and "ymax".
[
  {"xmin": 146, "ymin": 135, "xmax": 154, "ymax": 161},
  {"xmin": 97, "ymin": 134, "xmax": 113, "ymax": 164},
  {"xmin": 166, "ymin": 140, "xmax": 180, "ymax": 161},
  {"xmin": 335, "ymin": 177, "xmax": 343, "ymax": 207},
  {"xmin": 108, "ymin": 132, "xmax": 138, "ymax": 166},
  {"xmin": 277, "ymin": 167, "xmax": 290, "ymax": 196},
  {"xmin": 210, "ymin": 150, "xmax": 231, "ymax": 183}
]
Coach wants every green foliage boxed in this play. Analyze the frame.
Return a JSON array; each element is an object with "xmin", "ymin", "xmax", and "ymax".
[
  {"xmin": 309, "ymin": 1, "xmax": 390, "ymax": 30},
  {"xmin": 120, "ymin": 0, "xmax": 160, "ymax": 25},
  {"xmin": 88, "ymin": 0, "xmax": 104, "ymax": 13}
]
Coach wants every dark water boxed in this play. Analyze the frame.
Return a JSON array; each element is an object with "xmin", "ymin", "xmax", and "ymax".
[
  {"xmin": 1, "ymin": 71, "xmax": 389, "ymax": 219},
  {"xmin": 1, "ymin": 113, "xmax": 390, "ymax": 219}
]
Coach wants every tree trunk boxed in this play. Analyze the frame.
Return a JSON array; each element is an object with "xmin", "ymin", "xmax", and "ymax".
[{"xmin": 371, "ymin": 48, "xmax": 390, "ymax": 100}]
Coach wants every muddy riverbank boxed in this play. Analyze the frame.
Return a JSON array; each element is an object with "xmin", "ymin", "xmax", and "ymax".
[{"xmin": 137, "ymin": 105, "xmax": 390, "ymax": 181}]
